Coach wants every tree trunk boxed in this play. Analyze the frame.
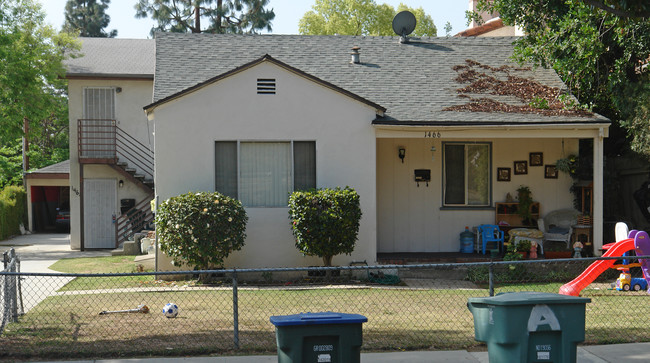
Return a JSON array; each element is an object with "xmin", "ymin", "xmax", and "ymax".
[
  {"xmin": 193, "ymin": 5, "xmax": 201, "ymax": 33},
  {"xmin": 217, "ymin": 0, "xmax": 222, "ymax": 32},
  {"xmin": 323, "ymin": 255, "xmax": 333, "ymax": 267}
]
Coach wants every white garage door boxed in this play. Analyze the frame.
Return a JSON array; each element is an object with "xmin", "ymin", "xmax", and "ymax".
[{"xmin": 83, "ymin": 179, "xmax": 117, "ymax": 249}]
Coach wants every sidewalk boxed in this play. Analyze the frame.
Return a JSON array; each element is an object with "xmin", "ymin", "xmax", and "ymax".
[{"xmin": 30, "ymin": 342, "xmax": 650, "ymax": 362}]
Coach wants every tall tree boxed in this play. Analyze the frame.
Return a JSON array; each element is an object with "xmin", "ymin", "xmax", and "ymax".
[
  {"xmin": 0, "ymin": 0, "xmax": 78, "ymax": 186},
  {"xmin": 134, "ymin": 0, "xmax": 275, "ymax": 35},
  {"xmin": 299, "ymin": 0, "xmax": 436, "ymax": 37},
  {"xmin": 62, "ymin": 0, "xmax": 117, "ymax": 37},
  {"xmin": 470, "ymin": 0, "xmax": 650, "ymax": 155}
]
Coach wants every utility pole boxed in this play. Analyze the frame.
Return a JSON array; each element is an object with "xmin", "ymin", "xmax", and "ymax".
[{"xmin": 22, "ymin": 117, "xmax": 30, "ymax": 172}]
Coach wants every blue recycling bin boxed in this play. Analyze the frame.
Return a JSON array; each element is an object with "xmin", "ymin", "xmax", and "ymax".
[{"xmin": 270, "ymin": 311, "xmax": 367, "ymax": 363}]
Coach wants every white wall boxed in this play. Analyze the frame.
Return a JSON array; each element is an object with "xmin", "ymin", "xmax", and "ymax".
[
  {"xmin": 153, "ymin": 61, "xmax": 378, "ymax": 268},
  {"xmin": 68, "ymin": 78, "xmax": 153, "ymax": 249},
  {"xmin": 377, "ymin": 137, "xmax": 579, "ymax": 253}
]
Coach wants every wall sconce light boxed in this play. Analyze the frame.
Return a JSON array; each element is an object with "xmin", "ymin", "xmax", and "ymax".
[
  {"xmin": 116, "ymin": 87, "xmax": 122, "ymax": 93},
  {"xmin": 119, "ymin": 180, "xmax": 124, "ymax": 188},
  {"xmin": 430, "ymin": 146, "xmax": 436, "ymax": 161},
  {"xmin": 398, "ymin": 147, "xmax": 406, "ymax": 163}
]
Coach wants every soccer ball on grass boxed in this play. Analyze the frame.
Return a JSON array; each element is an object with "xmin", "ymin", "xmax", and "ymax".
[{"xmin": 162, "ymin": 303, "xmax": 179, "ymax": 318}]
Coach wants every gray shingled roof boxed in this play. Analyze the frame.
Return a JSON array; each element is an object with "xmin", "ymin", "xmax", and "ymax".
[
  {"xmin": 153, "ymin": 33, "xmax": 609, "ymax": 125},
  {"xmin": 26, "ymin": 160, "xmax": 70, "ymax": 175},
  {"xmin": 65, "ymin": 38, "xmax": 154, "ymax": 78}
]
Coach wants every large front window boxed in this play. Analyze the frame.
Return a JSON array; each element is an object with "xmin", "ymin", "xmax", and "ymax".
[
  {"xmin": 443, "ymin": 142, "xmax": 491, "ymax": 207},
  {"xmin": 215, "ymin": 141, "xmax": 316, "ymax": 207}
]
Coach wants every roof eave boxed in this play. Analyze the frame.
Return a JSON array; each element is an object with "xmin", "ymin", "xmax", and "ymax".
[
  {"xmin": 372, "ymin": 120, "xmax": 611, "ymax": 128},
  {"xmin": 66, "ymin": 73, "xmax": 154, "ymax": 80}
]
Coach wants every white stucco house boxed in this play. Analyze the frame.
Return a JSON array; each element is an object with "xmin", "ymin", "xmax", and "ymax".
[
  {"xmin": 140, "ymin": 33, "xmax": 609, "ymax": 269},
  {"xmin": 63, "ymin": 38, "xmax": 156, "ymax": 250}
]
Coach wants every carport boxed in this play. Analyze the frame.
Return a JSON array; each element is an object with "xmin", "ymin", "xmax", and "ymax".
[{"xmin": 24, "ymin": 160, "xmax": 70, "ymax": 233}]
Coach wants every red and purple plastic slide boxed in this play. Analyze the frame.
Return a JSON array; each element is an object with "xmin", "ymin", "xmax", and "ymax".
[{"xmin": 559, "ymin": 231, "xmax": 650, "ymax": 296}]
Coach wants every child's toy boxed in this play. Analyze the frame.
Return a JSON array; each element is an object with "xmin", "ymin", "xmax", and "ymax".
[
  {"xmin": 560, "ymin": 229, "xmax": 650, "ymax": 296},
  {"xmin": 615, "ymin": 269, "xmax": 649, "ymax": 291},
  {"xmin": 162, "ymin": 303, "xmax": 179, "ymax": 318},
  {"xmin": 99, "ymin": 304, "xmax": 149, "ymax": 315}
]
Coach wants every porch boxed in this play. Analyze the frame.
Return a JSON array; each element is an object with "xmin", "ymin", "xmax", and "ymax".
[{"xmin": 374, "ymin": 125, "xmax": 606, "ymax": 256}]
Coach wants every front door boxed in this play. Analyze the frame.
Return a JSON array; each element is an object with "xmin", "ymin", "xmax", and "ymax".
[{"xmin": 83, "ymin": 179, "xmax": 117, "ymax": 249}]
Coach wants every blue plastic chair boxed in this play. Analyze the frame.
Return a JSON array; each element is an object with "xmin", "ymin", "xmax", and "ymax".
[{"xmin": 477, "ymin": 224, "xmax": 504, "ymax": 255}]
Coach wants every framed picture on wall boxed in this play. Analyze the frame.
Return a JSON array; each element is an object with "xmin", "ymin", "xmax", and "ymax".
[
  {"xmin": 529, "ymin": 152, "xmax": 543, "ymax": 166},
  {"xmin": 545, "ymin": 165, "xmax": 559, "ymax": 179},
  {"xmin": 514, "ymin": 161, "xmax": 528, "ymax": 175},
  {"xmin": 497, "ymin": 168, "xmax": 511, "ymax": 182}
]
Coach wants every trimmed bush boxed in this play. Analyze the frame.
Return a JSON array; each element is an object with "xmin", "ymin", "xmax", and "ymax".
[
  {"xmin": 0, "ymin": 185, "xmax": 26, "ymax": 240},
  {"xmin": 156, "ymin": 191, "xmax": 247, "ymax": 273},
  {"xmin": 288, "ymin": 187, "xmax": 362, "ymax": 266}
]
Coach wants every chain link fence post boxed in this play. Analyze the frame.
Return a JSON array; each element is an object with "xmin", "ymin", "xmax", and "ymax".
[
  {"xmin": 232, "ymin": 268, "xmax": 239, "ymax": 349},
  {"xmin": 16, "ymin": 252, "xmax": 23, "ymax": 316},
  {"xmin": 489, "ymin": 261, "xmax": 495, "ymax": 297}
]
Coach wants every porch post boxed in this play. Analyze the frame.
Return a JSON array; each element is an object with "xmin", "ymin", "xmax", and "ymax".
[{"xmin": 593, "ymin": 128, "xmax": 605, "ymax": 256}]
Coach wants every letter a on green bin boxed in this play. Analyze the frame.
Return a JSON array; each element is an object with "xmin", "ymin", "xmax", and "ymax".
[{"xmin": 527, "ymin": 305, "xmax": 561, "ymax": 332}]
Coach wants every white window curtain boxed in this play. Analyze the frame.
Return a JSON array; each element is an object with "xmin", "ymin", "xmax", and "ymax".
[{"xmin": 240, "ymin": 142, "xmax": 291, "ymax": 207}]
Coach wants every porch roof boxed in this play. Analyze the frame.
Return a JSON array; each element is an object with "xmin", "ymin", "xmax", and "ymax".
[{"xmin": 152, "ymin": 33, "xmax": 609, "ymax": 126}]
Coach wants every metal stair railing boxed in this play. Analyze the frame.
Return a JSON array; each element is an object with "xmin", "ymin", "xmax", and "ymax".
[
  {"xmin": 116, "ymin": 126, "xmax": 154, "ymax": 181},
  {"xmin": 116, "ymin": 194, "xmax": 155, "ymax": 246},
  {"xmin": 78, "ymin": 119, "xmax": 154, "ymax": 182}
]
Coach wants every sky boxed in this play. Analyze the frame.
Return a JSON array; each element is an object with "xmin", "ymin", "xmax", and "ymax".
[{"xmin": 38, "ymin": 0, "xmax": 469, "ymax": 39}]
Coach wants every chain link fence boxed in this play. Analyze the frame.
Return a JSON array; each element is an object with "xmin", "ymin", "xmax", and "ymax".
[{"xmin": 1, "ymin": 254, "xmax": 649, "ymax": 360}]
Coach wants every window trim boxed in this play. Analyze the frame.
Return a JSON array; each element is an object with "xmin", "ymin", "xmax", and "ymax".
[
  {"xmin": 214, "ymin": 140, "xmax": 316, "ymax": 208},
  {"xmin": 441, "ymin": 141, "xmax": 492, "ymax": 208}
]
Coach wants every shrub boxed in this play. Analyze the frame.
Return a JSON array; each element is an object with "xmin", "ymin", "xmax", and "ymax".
[
  {"xmin": 288, "ymin": 187, "xmax": 362, "ymax": 266},
  {"xmin": 0, "ymin": 185, "xmax": 26, "ymax": 240},
  {"xmin": 156, "ymin": 191, "xmax": 247, "ymax": 274}
]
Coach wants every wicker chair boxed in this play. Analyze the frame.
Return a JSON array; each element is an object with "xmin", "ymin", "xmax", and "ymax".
[{"xmin": 537, "ymin": 208, "xmax": 581, "ymax": 249}]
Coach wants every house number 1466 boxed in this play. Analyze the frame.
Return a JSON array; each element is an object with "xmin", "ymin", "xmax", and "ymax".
[{"xmin": 424, "ymin": 132, "xmax": 441, "ymax": 138}]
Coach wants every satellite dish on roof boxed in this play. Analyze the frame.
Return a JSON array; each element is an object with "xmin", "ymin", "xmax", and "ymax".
[{"xmin": 392, "ymin": 11, "xmax": 416, "ymax": 43}]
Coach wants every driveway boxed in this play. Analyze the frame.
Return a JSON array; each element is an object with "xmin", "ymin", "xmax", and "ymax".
[{"xmin": 0, "ymin": 233, "xmax": 111, "ymax": 312}]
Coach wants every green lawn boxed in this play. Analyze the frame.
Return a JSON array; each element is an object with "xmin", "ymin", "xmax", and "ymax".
[{"xmin": 49, "ymin": 255, "xmax": 156, "ymax": 290}]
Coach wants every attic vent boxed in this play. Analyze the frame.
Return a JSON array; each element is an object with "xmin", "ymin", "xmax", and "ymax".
[{"xmin": 257, "ymin": 78, "xmax": 276, "ymax": 94}]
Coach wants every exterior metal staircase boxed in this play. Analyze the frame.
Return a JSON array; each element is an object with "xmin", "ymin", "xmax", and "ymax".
[{"xmin": 78, "ymin": 119, "xmax": 156, "ymax": 245}]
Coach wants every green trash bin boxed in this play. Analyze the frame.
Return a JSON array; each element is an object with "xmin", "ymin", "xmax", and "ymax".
[
  {"xmin": 467, "ymin": 292, "xmax": 591, "ymax": 363},
  {"xmin": 270, "ymin": 311, "xmax": 367, "ymax": 363}
]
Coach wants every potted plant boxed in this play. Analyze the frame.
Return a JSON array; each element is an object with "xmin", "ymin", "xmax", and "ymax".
[
  {"xmin": 544, "ymin": 242, "xmax": 572, "ymax": 259},
  {"xmin": 516, "ymin": 240, "xmax": 532, "ymax": 259},
  {"xmin": 503, "ymin": 243, "xmax": 523, "ymax": 261},
  {"xmin": 516, "ymin": 185, "xmax": 535, "ymax": 226},
  {"xmin": 556, "ymin": 154, "xmax": 578, "ymax": 179}
]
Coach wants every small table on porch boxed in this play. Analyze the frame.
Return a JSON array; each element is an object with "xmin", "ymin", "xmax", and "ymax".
[{"xmin": 507, "ymin": 228, "xmax": 545, "ymax": 255}]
